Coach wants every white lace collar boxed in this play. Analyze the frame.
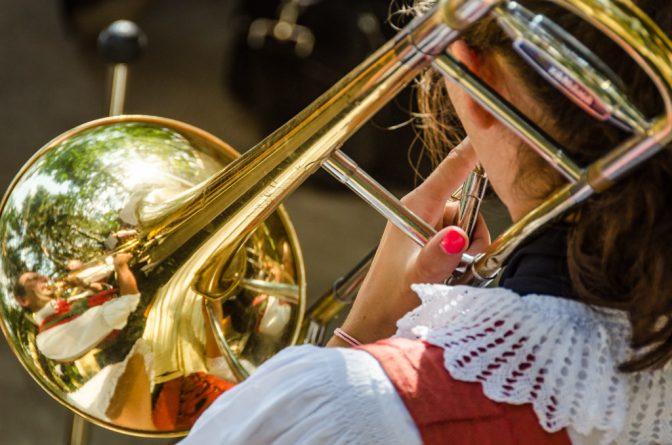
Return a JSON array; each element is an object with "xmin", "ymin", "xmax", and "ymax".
[{"xmin": 395, "ymin": 284, "xmax": 672, "ymax": 445}]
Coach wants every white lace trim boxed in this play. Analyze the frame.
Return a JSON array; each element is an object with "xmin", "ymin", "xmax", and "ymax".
[{"xmin": 395, "ymin": 284, "xmax": 672, "ymax": 445}]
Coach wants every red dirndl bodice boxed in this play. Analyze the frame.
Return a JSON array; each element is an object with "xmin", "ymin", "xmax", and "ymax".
[{"xmin": 357, "ymin": 337, "xmax": 572, "ymax": 445}]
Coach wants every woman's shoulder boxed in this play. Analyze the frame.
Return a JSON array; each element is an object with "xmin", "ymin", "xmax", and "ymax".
[{"xmin": 182, "ymin": 344, "xmax": 421, "ymax": 445}]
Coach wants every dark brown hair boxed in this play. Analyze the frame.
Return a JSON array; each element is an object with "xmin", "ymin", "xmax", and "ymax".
[
  {"xmin": 13, "ymin": 280, "xmax": 27, "ymax": 298},
  {"xmin": 416, "ymin": 0, "xmax": 672, "ymax": 372}
]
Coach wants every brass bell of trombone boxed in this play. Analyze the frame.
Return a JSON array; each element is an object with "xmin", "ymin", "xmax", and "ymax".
[
  {"xmin": 0, "ymin": 1, "xmax": 459, "ymax": 435},
  {"xmin": 0, "ymin": 115, "xmax": 306, "ymax": 436}
]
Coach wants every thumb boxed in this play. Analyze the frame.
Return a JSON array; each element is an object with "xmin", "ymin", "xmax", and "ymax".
[{"xmin": 412, "ymin": 226, "xmax": 469, "ymax": 284}]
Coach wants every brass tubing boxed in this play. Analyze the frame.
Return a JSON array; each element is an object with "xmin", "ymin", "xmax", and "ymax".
[
  {"xmin": 494, "ymin": 1, "xmax": 648, "ymax": 134},
  {"xmin": 459, "ymin": 183, "xmax": 579, "ymax": 284},
  {"xmin": 458, "ymin": 0, "xmax": 672, "ymax": 283},
  {"xmin": 323, "ymin": 150, "xmax": 480, "ymax": 265},
  {"xmin": 433, "ymin": 54, "xmax": 582, "ymax": 182},
  {"xmin": 323, "ymin": 151, "xmax": 436, "ymax": 246},
  {"xmin": 467, "ymin": 131, "xmax": 669, "ymax": 283},
  {"xmin": 138, "ymin": 7, "xmax": 463, "ymax": 269},
  {"xmin": 304, "ymin": 155, "xmax": 488, "ymax": 343},
  {"xmin": 455, "ymin": 166, "xmax": 488, "ymax": 238},
  {"xmin": 205, "ymin": 302, "xmax": 250, "ymax": 381},
  {"xmin": 301, "ymin": 294, "xmax": 348, "ymax": 344},
  {"xmin": 551, "ymin": 0, "xmax": 672, "ymax": 185},
  {"xmin": 553, "ymin": 0, "xmax": 672, "ymax": 116}
]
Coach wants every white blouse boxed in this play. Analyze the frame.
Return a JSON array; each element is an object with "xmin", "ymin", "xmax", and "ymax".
[
  {"xmin": 180, "ymin": 285, "xmax": 672, "ymax": 445},
  {"xmin": 180, "ymin": 345, "xmax": 421, "ymax": 445}
]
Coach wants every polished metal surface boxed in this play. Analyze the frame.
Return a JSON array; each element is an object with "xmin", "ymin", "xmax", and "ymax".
[
  {"xmin": 433, "ymin": 53, "xmax": 582, "ymax": 182},
  {"xmin": 0, "ymin": 4, "xmax": 475, "ymax": 436},
  {"xmin": 323, "ymin": 151, "xmax": 436, "ymax": 246},
  {"xmin": 0, "ymin": 116, "xmax": 305, "ymax": 436},
  {"xmin": 455, "ymin": 166, "xmax": 488, "ymax": 240},
  {"xmin": 109, "ymin": 65, "xmax": 128, "ymax": 117},
  {"xmin": 440, "ymin": 0, "xmax": 501, "ymax": 30},
  {"xmin": 496, "ymin": 1, "xmax": 649, "ymax": 133},
  {"xmin": 463, "ymin": 0, "xmax": 672, "ymax": 282}
]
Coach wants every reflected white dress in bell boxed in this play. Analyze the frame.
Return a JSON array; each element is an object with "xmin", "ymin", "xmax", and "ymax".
[
  {"xmin": 34, "ymin": 292, "xmax": 141, "ymax": 362},
  {"xmin": 33, "ymin": 292, "xmax": 145, "ymax": 420}
]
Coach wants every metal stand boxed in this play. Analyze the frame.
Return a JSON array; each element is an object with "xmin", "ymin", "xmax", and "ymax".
[
  {"xmin": 98, "ymin": 20, "xmax": 147, "ymax": 116},
  {"xmin": 65, "ymin": 19, "xmax": 146, "ymax": 445},
  {"xmin": 67, "ymin": 414, "xmax": 90, "ymax": 445}
]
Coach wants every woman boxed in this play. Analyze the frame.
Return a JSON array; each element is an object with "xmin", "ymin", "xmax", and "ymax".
[{"xmin": 180, "ymin": 0, "xmax": 672, "ymax": 443}]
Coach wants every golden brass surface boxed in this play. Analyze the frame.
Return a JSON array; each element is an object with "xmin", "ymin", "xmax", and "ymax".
[
  {"xmin": 0, "ymin": 5, "xmax": 456, "ymax": 436},
  {"xmin": 0, "ymin": 116, "xmax": 305, "ymax": 437}
]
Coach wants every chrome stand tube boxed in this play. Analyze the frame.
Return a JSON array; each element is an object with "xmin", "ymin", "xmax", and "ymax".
[
  {"xmin": 67, "ymin": 414, "xmax": 90, "ymax": 445},
  {"xmin": 109, "ymin": 64, "xmax": 129, "ymax": 116}
]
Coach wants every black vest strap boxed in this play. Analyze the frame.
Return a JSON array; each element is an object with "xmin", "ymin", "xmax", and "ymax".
[{"xmin": 498, "ymin": 224, "xmax": 576, "ymax": 299}]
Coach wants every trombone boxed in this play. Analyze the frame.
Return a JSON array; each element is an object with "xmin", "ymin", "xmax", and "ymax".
[{"xmin": 1, "ymin": 0, "xmax": 672, "ymax": 439}]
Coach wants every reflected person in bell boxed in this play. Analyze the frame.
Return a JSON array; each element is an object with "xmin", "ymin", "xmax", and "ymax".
[{"xmin": 14, "ymin": 253, "xmax": 141, "ymax": 362}]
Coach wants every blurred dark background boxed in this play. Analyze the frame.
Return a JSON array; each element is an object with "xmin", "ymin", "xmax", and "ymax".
[{"xmin": 0, "ymin": 1, "xmax": 429, "ymax": 444}]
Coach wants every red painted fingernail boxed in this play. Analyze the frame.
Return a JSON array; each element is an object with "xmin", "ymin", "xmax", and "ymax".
[{"xmin": 441, "ymin": 228, "xmax": 467, "ymax": 255}]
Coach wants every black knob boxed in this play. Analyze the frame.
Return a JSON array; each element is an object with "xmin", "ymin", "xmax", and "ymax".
[{"xmin": 98, "ymin": 20, "xmax": 147, "ymax": 64}]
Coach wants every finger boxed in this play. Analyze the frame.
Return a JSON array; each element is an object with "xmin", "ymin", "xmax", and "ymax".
[
  {"xmin": 466, "ymin": 212, "xmax": 490, "ymax": 255},
  {"xmin": 442, "ymin": 201, "xmax": 460, "ymax": 228},
  {"xmin": 406, "ymin": 138, "xmax": 478, "ymax": 210},
  {"xmin": 412, "ymin": 225, "xmax": 469, "ymax": 284}
]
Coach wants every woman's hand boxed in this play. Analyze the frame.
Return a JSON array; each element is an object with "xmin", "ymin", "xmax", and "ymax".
[
  {"xmin": 113, "ymin": 253, "xmax": 139, "ymax": 296},
  {"xmin": 328, "ymin": 139, "xmax": 490, "ymax": 346},
  {"xmin": 113, "ymin": 253, "xmax": 132, "ymax": 268}
]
